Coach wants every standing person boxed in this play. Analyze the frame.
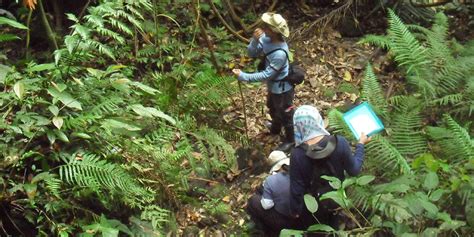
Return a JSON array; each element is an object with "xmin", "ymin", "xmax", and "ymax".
[
  {"xmin": 246, "ymin": 151, "xmax": 296, "ymax": 236},
  {"xmin": 232, "ymin": 12, "xmax": 295, "ymax": 151},
  {"xmin": 288, "ymin": 105, "xmax": 372, "ymax": 229}
]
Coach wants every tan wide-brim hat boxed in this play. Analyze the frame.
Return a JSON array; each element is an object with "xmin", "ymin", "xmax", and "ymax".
[
  {"xmin": 267, "ymin": 151, "xmax": 290, "ymax": 173},
  {"xmin": 261, "ymin": 12, "xmax": 290, "ymax": 38}
]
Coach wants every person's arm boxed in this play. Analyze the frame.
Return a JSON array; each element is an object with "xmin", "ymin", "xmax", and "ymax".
[
  {"xmin": 289, "ymin": 149, "xmax": 312, "ymax": 217},
  {"xmin": 247, "ymin": 28, "xmax": 264, "ymax": 58},
  {"xmin": 247, "ymin": 37, "xmax": 263, "ymax": 58},
  {"xmin": 260, "ymin": 178, "xmax": 275, "ymax": 210},
  {"xmin": 340, "ymin": 133, "xmax": 371, "ymax": 176},
  {"xmin": 237, "ymin": 51, "xmax": 286, "ymax": 82}
]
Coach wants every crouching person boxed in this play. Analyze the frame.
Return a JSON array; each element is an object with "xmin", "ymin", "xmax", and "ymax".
[{"xmin": 246, "ymin": 151, "xmax": 297, "ymax": 236}]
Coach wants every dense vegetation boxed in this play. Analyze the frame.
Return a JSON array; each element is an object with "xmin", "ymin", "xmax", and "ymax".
[{"xmin": 1, "ymin": 0, "xmax": 473, "ymax": 236}]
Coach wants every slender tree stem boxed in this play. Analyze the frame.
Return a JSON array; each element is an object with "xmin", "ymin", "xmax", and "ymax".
[
  {"xmin": 38, "ymin": 0, "xmax": 59, "ymax": 50},
  {"xmin": 25, "ymin": 8, "xmax": 33, "ymax": 60},
  {"xmin": 238, "ymin": 81, "xmax": 249, "ymax": 141}
]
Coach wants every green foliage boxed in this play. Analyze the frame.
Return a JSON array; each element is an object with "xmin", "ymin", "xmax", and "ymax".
[
  {"xmin": 59, "ymin": 152, "xmax": 154, "ymax": 205},
  {"xmin": 360, "ymin": 10, "xmax": 474, "ymax": 109},
  {"xmin": 360, "ymin": 64, "xmax": 388, "ymax": 117},
  {"xmin": 0, "ymin": 0, "xmax": 240, "ymax": 235}
]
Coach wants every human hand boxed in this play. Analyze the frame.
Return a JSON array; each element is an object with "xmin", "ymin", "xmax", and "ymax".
[
  {"xmin": 253, "ymin": 28, "xmax": 264, "ymax": 40},
  {"xmin": 358, "ymin": 133, "xmax": 372, "ymax": 145},
  {"xmin": 232, "ymin": 69, "xmax": 241, "ymax": 77}
]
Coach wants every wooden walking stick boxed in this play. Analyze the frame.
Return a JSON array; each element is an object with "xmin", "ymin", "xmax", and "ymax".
[{"xmin": 237, "ymin": 81, "xmax": 249, "ymax": 141}]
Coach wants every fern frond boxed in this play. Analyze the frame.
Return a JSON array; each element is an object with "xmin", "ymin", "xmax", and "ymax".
[
  {"xmin": 387, "ymin": 9, "xmax": 430, "ymax": 74},
  {"xmin": 430, "ymin": 93, "xmax": 463, "ymax": 106},
  {"xmin": 358, "ymin": 35, "xmax": 390, "ymax": 49},
  {"xmin": 59, "ymin": 153, "xmax": 153, "ymax": 200},
  {"xmin": 361, "ymin": 64, "xmax": 388, "ymax": 118},
  {"xmin": 366, "ymin": 135, "xmax": 411, "ymax": 175},
  {"xmin": 327, "ymin": 109, "xmax": 353, "ymax": 140},
  {"xmin": 140, "ymin": 205, "xmax": 170, "ymax": 230},
  {"xmin": 389, "ymin": 102, "xmax": 427, "ymax": 157},
  {"xmin": 427, "ymin": 115, "xmax": 474, "ymax": 163}
]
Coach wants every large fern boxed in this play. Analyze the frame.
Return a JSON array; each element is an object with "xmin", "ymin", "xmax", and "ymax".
[
  {"xmin": 426, "ymin": 115, "xmax": 474, "ymax": 164},
  {"xmin": 59, "ymin": 153, "xmax": 154, "ymax": 202},
  {"xmin": 360, "ymin": 64, "xmax": 388, "ymax": 118},
  {"xmin": 365, "ymin": 135, "xmax": 411, "ymax": 175},
  {"xmin": 389, "ymin": 98, "xmax": 427, "ymax": 157}
]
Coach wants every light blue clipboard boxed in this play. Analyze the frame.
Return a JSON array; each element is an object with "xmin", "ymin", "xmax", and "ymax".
[{"xmin": 343, "ymin": 102, "xmax": 384, "ymax": 140}]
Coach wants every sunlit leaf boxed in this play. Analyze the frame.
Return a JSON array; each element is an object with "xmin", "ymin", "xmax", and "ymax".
[
  {"xmin": 13, "ymin": 81, "xmax": 25, "ymax": 99},
  {"xmin": 307, "ymin": 224, "xmax": 335, "ymax": 232},
  {"xmin": 27, "ymin": 63, "xmax": 56, "ymax": 72},
  {"xmin": 48, "ymin": 105, "xmax": 59, "ymax": 116},
  {"xmin": 304, "ymin": 194, "xmax": 318, "ymax": 213},
  {"xmin": 423, "ymin": 172, "xmax": 439, "ymax": 190},
  {"xmin": 356, "ymin": 175, "xmax": 375, "ymax": 186},
  {"xmin": 55, "ymin": 130, "xmax": 69, "ymax": 143},
  {"xmin": 52, "ymin": 116, "xmax": 64, "ymax": 129},
  {"xmin": 0, "ymin": 16, "xmax": 28, "ymax": 29},
  {"xmin": 0, "ymin": 64, "xmax": 12, "ymax": 83}
]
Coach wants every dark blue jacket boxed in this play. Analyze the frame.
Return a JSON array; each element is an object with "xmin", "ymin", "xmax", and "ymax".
[{"xmin": 289, "ymin": 135, "xmax": 365, "ymax": 216}]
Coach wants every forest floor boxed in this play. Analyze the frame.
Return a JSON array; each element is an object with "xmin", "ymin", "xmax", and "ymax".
[{"xmin": 174, "ymin": 26, "xmax": 397, "ymax": 236}]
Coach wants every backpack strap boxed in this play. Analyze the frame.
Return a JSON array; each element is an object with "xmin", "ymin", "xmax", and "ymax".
[{"xmin": 263, "ymin": 48, "xmax": 289, "ymax": 76}]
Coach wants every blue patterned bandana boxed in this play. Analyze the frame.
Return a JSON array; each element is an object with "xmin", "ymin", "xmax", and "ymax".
[{"xmin": 293, "ymin": 105, "xmax": 330, "ymax": 146}]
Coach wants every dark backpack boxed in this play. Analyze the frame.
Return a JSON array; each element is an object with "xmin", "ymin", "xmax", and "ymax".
[
  {"xmin": 299, "ymin": 135, "xmax": 338, "ymax": 197},
  {"xmin": 257, "ymin": 48, "xmax": 306, "ymax": 86}
]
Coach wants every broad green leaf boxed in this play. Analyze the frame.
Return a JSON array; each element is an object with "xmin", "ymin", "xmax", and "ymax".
[
  {"xmin": 13, "ymin": 81, "xmax": 24, "ymax": 99},
  {"xmin": 47, "ymin": 88, "xmax": 82, "ymax": 110},
  {"xmin": 279, "ymin": 229, "xmax": 304, "ymax": 237},
  {"xmin": 47, "ymin": 130, "xmax": 56, "ymax": 144},
  {"xmin": 420, "ymin": 199, "xmax": 438, "ymax": 215},
  {"xmin": 439, "ymin": 219, "xmax": 465, "ymax": 230},
  {"xmin": 0, "ymin": 64, "xmax": 12, "ymax": 83},
  {"xmin": 304, "ymin": 194, "xmax": 318, "ymax": 213},
  {"xmin": 342, "ymin": 178, "xmax": 355, "ymax": 189},
  {"xmin": 423, "ymin": 172, "xmax": 439, "ymax": 190},
  {"xmin": 27, "ymin": 63, "xmax": 55, "ymax": 72},
  {"xmin": 421, "ymin": 228, "xmax": 439, "ymax": 237},
  {"xmin": 0, "ymin": 16, "xmax": 28, "ymax": 29},
  {"xmin": 130, "ymin": 104, "xmax": 176, "ymax": 125},
  {"xmin": 356, "ymin": 175, "xmax": 375, "ymax": 186},
  {"xmin": 307, "ymin": 224, "xmax": 335, "ymax": 232},
  {"xmin": 0, "ymin": 33, "xmax": 20, "ymax": 42},
  {"xmin": 103, "ymin": 119, "xmax": 141, "ymax": 131},
  {"xmin": 48, "ymin": 105, "xmax": 59, "ymax": 116},
  {"xmin": 72, "ymin": 132, "xmax": 92, "ymax": 139},
  {"xmin": 23, "ymin": 183, "xmax": 37, "ymax": 199},
  {"xmin": 52, "ymin": 116, "xmax": 64, "ymax": 129},
  {"xmin": 321, "ymin": 175, "xmax": 341, "ymax": 189},
  {"xmin": 429, "ymin": 189, "xmax": 444, "ymax": 202},
  {"xmin": 131, "ymin": 81, "xmax": 159, "ymax": 95},
  {"xmin": 54, "ymin": 83, "xmax": 67, "ymax": 92},
  {"xmin": 31, "ymin": 172, "xmax": 52, "ymax": 183},
  {"xmin": 320, "ymin": 191, "xmax": 349, "ymax": 208},
  {"xmin": 55, "ymin": 130, "xmax": 69, "ymax": 143}
]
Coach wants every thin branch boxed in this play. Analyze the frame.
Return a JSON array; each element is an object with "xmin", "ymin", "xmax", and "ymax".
[
  {"xmin": 205, "ymin": 0, "xmax": 249, "ymax": 43},
  {"xmin": 292, "ymin": 0, "xmax": 355, "ymax": 41},
  {"xmin": 223, "ymin": 0, "xmax": 249, "ymax": 32}
]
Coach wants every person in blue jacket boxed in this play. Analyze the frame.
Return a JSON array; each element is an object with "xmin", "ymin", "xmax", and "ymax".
[
  {"xmin": 288, "ymin": 105, "xmax": 372, "ymax": 228},
  {"xmin": 232, "ymin": 12, "xmax": 294, "ymax": 150},
  {"xmin": 246, "ymin": 150, "xmax": 297, "ymax": 236}
]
